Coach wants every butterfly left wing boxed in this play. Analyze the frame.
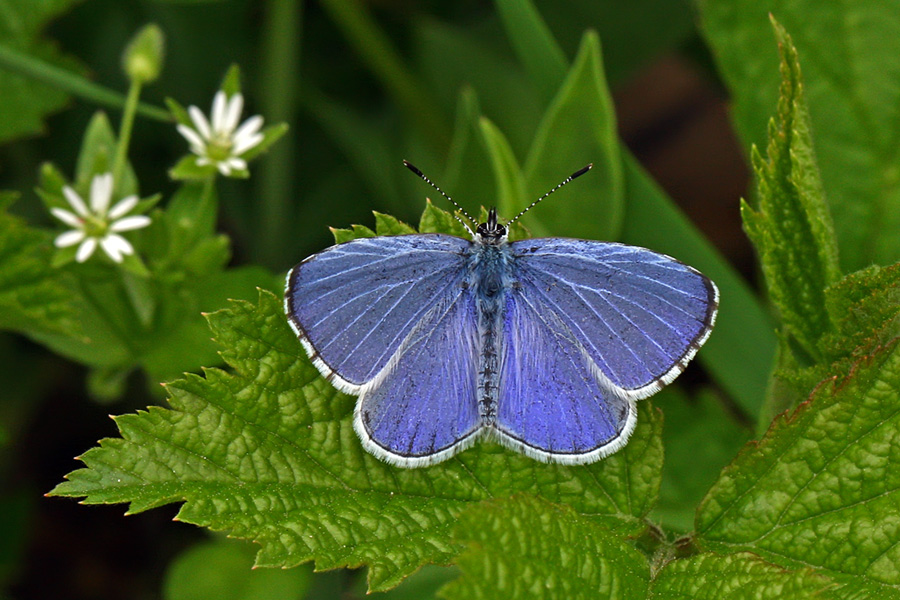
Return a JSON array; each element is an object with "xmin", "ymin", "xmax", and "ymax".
[
  {"xmin": 354, "ymin": 285, "xmax": 482, "ymax": 467},
  {"xmin": 509, "ymin": 238, "xmax": 718, "ymax": 398}
]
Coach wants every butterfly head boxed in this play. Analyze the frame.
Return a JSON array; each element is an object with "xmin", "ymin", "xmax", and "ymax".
[{"xmin": 475, "ymin": 208, "xmax": 508, "ymax": 245}]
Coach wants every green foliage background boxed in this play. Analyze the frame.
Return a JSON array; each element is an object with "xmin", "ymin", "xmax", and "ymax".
[{"xmin": 1, "ymin": 0, "xmax": 899, "ymax": 599}]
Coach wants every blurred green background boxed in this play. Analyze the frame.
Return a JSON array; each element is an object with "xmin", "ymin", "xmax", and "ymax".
[{"xmin": 0, "ymin": 0, "xmax": 759, "ymax": 598}]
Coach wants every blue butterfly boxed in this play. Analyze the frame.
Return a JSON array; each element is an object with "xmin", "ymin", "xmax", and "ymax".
[{"xmin": 285, "ymin": 162, "xmax": 718, "ymax": 468}]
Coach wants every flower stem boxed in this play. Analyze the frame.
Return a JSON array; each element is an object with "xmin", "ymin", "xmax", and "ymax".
[{"xmin": 112, "ymin": 80, "xmax": 142, "ymax": 191}]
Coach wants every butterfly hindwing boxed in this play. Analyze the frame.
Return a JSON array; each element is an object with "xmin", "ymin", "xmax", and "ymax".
[
  {"xmin": 355, "ymin": 285, "xmax": 481, "ymax": 467},
  {"xmin": 286, "ymin": 234, "xmax": 471, "ymax": 391},
  {"xmin": 494, "ymin": 283, "xmax": 636, "ymax": 463},
  {"xmin": 510, "ymin": 239, "xmax": 718, "ymax": 397}
]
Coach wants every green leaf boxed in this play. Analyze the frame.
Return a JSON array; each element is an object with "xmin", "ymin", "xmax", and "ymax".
[
  {"xmin": 741, "ymin": 20, "xmax": 840, "ymax": 366},
  {"xmin": 696, "ymin": 340, "xmax": 900, "ymax": 596},
  {"xmin": 74, "ymin": 112, "xmax": 139, "ymax": 197},
  {"xmin": 239, "ymin": 123, "xmax": 289, "ymax": 162},
  {"xmin": 478, "ymin": 117, "xmax": 528, "ymax": 222},
  {"xmin": 418, "ymin": 200, "xmax": 471, "ymax": 238},
  {"xmin": 443, "ymin": 87, "xmax": 496, "ymax": 216},
  {"xmin": 166, "ymin": 97, "xmax": 192, "ymax": 128},
  {"xmin": 374, "ymin": 211, "xmax": 417, "ymax": 236},
  {"xmin": 653, "ymin": 387, "xmax": 751, "ymax": 532},
  {"xmin": 220, "ymin": 63, "xmax": 242, "ymax": 97},
  {"xmin": 649, "ymin": 553, "xmax": 834, "ymax": 600},
  {"xmin": 412, "ymin": 19, "xmax": 543, "ymax": 156},
  {"xmin": 51, "ymin": 208, "xmax": 664, "ymax": 593},
  {"xmin": 620, "ymin": 152, "xmax": 776, "ymax": 419},
  {"xmin": 331, "ymin": 224, "xmax": 376, "ymax": 244},
  {"xmin": 169, "ymin": 156, "xmax": 218, "ymax": 181},
  {"xmin": 440, "ymin": 495, "xmax": 649, "ymax": 599},
  {"xmin": 0, "ymin": 194, "xmax": 75, "ymax": 336},
  {"xmin": 163, "ymin": 538, "xmax": 312, "ymax": 600},
  {"xmin": 493, "ymin": 0, "xmax": 568, "ymax": 104},
  {"xmin": 523, "ymin": 30, "xmax": 623, "ymax": 242},
  {"xmin": 0, "ymin": 0, "xmax": 85, "ymax": 144},
  {"xmin": 698, "ymin": 0, "xmax": 900, "ymax": 272}
]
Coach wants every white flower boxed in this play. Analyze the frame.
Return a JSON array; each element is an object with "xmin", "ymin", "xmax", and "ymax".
[
  {"xmin": 176, "ymin": 91, "xmax": 265, "ymax": 176},
  {"xmin": 51, "ymin": 173, "xmax": 151, "ymax": 264}
]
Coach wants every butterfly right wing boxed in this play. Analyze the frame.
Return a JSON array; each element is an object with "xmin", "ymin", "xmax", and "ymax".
[{"xmin": 285, "ymin": 234, "xmax": 472, "ymax": 392}]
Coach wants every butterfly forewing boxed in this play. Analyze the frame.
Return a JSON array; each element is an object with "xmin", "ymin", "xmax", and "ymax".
[
  {"xmin": 509, "ymin": 239, "xmax": 718, "ymax": 398},
  {"xmin": 286, "ymin": 234, "xmax": 471, "ymax": 390}
]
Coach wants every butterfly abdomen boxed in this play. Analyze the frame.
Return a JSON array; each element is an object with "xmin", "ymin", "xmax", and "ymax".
[{"xmin": 471, "ymin": 244, "xmax": 515, "ymax": 424}]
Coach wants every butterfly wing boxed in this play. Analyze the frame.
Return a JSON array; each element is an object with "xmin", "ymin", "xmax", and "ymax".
[
  {"xmin": 509, "ymin": 238, "xmax": 718, "ymax": 398},
  {"xmin": 354, "ymin": 285, "xmax": 481, "ymax": 467},
  {"xmin": 494, "ymin": 286, "xmax": 636, "ymax": 463},
  {"xmin": 285, "ymin": 234, "xmax": 471, "ymax": 392}
]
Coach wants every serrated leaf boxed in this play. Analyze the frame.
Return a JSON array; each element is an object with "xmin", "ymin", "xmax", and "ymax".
[
  {"xmin": 698, "ymin": 0, "xmax": 900, "ymax": 272},
  {"xmin": 0, "ymin": 195, "xmax": 75, "ymax": 335},
  {"xmin": 696, "ymin": 340, "xmax": 900, "ymax": 596},
  {"xmin": 0, "ymin": 0, "xmax": 86, "ymax": 143},
  {"xmin": 440, "ymin": 495, "xmax": 649, "ymax": 600},
  {"xmin": 649, "ymin": 553, "xmax": 834, "ymax": 600},
  {"xmin": 373, "ymin": 212, "xmax": 416, "ymax": 236},
  {"xmin": 331, "ymin": 224, "xmax": 376, "ymax": 244},
  {"xmin": 523, "ymin": 30, "xmax": 623, "ymax": 242},
  {"xmin": 51, "ymin": 208, "xmax": 665, "ymax": 592},
  {"xmin": 741, "ymin": 20, "xmax": 840, "ymax": 367},
  {"xmin": 418, "ymin": 200, "xmax": 471, "ymax": 238}
]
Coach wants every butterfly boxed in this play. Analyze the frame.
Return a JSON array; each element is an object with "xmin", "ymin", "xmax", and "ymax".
[{"xmin": 285, "ymin": 162, "xmax": 718, "ymax": 468}]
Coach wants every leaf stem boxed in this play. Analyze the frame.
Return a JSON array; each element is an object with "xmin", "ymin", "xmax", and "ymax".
[
  {"xmin": 112, "ymin": 80, "xmax": 142, "ymax": 189},
  {"xmin": 0, "ymin": 43, "xmax": 170, "ymax": 122}
]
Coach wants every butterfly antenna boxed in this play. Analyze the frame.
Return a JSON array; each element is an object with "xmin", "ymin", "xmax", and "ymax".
[
  {"xmin": 506, "ymin": 163, "xmax": 593, "ymax": 226},
  {"xmin": 403, "ymin": 160, "xmax": 475, "ymax": 234}
]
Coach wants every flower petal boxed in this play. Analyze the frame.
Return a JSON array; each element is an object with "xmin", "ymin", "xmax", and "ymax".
[
  {"xmin": 232, "ymin": 132, "xmax": 264, "ymax": 156},
  {"xmin": 108, "ymin": 195, "xmax": 139, "ymax": 220},
  {"xmin": 211, "ymin": 91, "xmax": 228, "ymax": 133},
  {"xmin": 62, "ymin": 186, "xmax": 89, "ymax": 217},
  {"xmin": 110, "ymin": 215, "xmax": 152, "ymax": 232},
  {"xmin": 100, "ymin": 234, "xmax": 133, "ymax": 263},
  {"xmin": 217, "ymin": 161, "xmax": 232, "ymax": 176},
  {"xmin": 76, "ymin": 237, "xmax": 98, "ymax": 262},
  {"xmin": 189, "ymin": 105, "xmax": 212, "ymax": 140},
  {"xmin": 55, "ymin": 229, "xmax": 85, "ymax": 248},
  {"xmin": 226, "ymin": 157, "xmax": 247, "ymax": 172},
  {"xmin": 51, "ymin": 207, "xmax": 83, "ymax": 228},
  {"xmin": 177, "ymin": 124, "xmax": 207, "ymax": 154},
  {"xmin": 90, "ymin": 173, "xmax": 114, "ymax": 215},
  {"xmin": 222, "ymin": 93, "xmax": 244, "ymax": 134}
]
